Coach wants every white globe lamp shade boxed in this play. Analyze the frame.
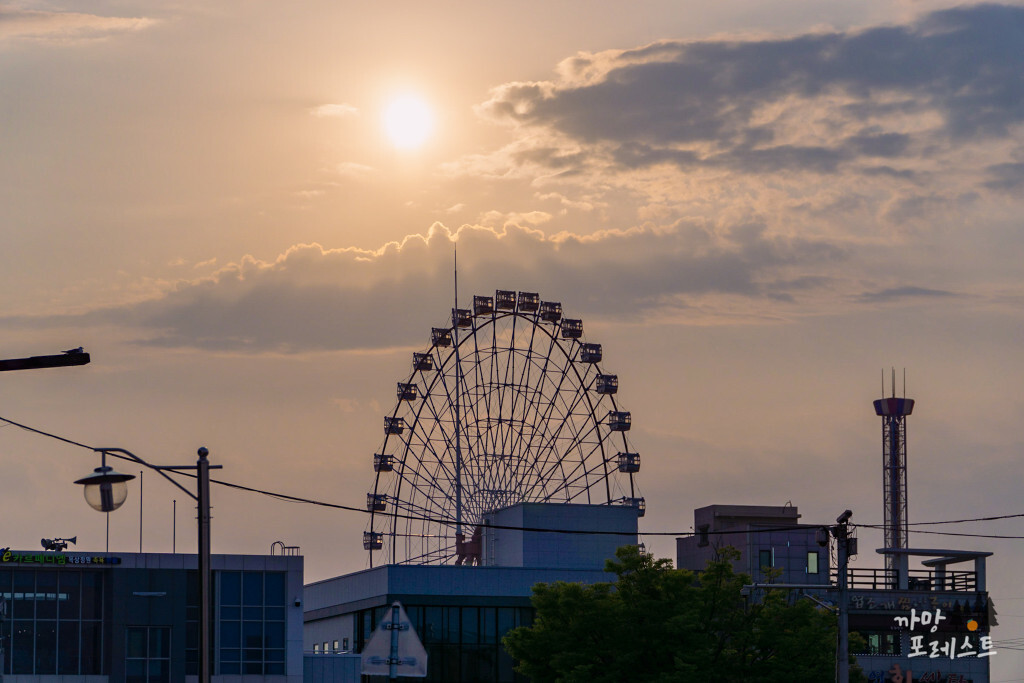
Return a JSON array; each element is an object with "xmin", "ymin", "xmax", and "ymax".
[{"xmin": 74, "ymin": 466, "xmax": 135, "ymax": 512}]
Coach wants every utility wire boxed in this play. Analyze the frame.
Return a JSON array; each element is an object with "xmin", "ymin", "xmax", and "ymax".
[
  {"xmin": 857, "ymin": 524, "xmax": 1024, "ymax": 540},
  {"xmin": 0, "ymin": 414, "xmax": 95, "ymax": 451},
  {"xmin": 4, "ymin": 413, "xmax": 1024, "ymax": 539}
]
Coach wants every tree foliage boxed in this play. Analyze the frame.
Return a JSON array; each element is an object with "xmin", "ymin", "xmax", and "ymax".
[{"xmin": 503, "ymin": 545, "xmax": 866, "ymax": 683}]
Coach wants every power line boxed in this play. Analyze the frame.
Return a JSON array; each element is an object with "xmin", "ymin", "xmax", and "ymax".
[
  {"xmin": 0, "ymin": 414, "xmax": 96, "ymax": 451},
  {"xmin": 4, "ymin": 413, "xmax": 1024, "ymax": 540},
  {"xmin": 857, "ymin": 524, "xmax": 1024, "ymax": 540},
  {"xmin": 903, "ymin": 513, "xmax": 1024, "ymax": 526}
]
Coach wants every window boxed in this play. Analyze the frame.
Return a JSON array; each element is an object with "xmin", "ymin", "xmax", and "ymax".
[
  {"xmin": 342, "ymin": 638, "xmax": 349, "ymax": 651},
  {"xmin": 758, "ymin": 549, "xmax": 773, "ymax": 571},
  {"xmin": 807, "ymin": 551, "xmax": 820, "ymax": 574},
  {"xmin": 854, "ymin": 632, "xmax": 901, "ymax": 656},
  {"xmin": 357, "ymin": 603, "xmax": 534, "ymax": 682},
  {"xmin": 125, "ymin": 627, "xmax": 170, "ymax": 683},
  {"xmin": 214, "ymin": 571, "xmax": 287, "ymax": 675},
  {"xmin": 1, "ymin": 569, "xmax": 104, "ymax": 676},
  {"xmin": 333, "ymin": 639, "xmax": 339, "ymax": 652},
  {"xmin": 313, "ymin": 643, "xmax": 319, "ymax": 654}
]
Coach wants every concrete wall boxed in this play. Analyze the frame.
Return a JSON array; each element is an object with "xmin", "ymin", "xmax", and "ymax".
[{"xmin": 482, "ymin": 502, "xmax": 638, "ymax": 570}]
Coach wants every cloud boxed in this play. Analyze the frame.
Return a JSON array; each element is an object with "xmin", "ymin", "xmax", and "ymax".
[
  {"xmin": 0, "ymin": 8, "xmax": 156, "ymax": 43},
  {"xmin": 983, "ymin": 162, "xmax": 1024, "ymax": 191},
  {"xmin": 477, "ymin": 210, "xmax": 553, "ymax": 227},
  {"xmin": 311, "ymin": 103, "xmax": 359, "ymax": 118},
  {"xmin": 856, "ymin": 285, "xmax": 957, "ymax": 303},
  {"xmin": 470, "ymin": 4, "xmax": 1024, "ymax": 194},
  {"xmin": 0, "ymin": 221, "xmax": 850, "ymax": 353},
  {"xmin": 335, "ymin": 162, "xmax": 375, "ymax": 179}
]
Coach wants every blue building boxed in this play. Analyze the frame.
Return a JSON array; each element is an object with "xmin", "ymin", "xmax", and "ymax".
[
  {"xmin": 303, "ymin": 502, "xmax": 638, "ymax": 683},
  {"xmin": 0, "ymin": 549, "xmax": 304, "ymax": 682}
]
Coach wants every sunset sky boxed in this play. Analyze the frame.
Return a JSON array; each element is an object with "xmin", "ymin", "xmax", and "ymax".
[{"xmin": 2, "ymin": 1, "xmax": 1023, "ymax": 675}]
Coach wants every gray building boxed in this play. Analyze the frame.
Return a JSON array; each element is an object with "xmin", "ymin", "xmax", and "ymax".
[{"xmin": 676, "ymin": 503, "xmax": 830, "ymax": 585}]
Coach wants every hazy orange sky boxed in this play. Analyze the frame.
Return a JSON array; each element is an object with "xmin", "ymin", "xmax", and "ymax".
[{"xmin": 2, "ymin": 1, "xmax": 1023, "ymax": 676}]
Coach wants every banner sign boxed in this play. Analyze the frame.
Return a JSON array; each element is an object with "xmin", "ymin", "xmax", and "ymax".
[{"xmin": 0, "ymin": 548, "xmax": 121, "ymax": 566}]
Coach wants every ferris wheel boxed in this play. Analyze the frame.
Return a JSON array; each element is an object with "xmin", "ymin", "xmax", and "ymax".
[{"xmin": 363, "ymin": 290, "xmax": 643, "ymax": 566}]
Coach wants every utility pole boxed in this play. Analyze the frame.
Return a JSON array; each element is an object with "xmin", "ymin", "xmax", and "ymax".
[
  {"xmin": 742, "ymin": 509, "xmax": 856, "ymax": 683},
  {"xmin": 833, "ymin": 510, "xmax": 854, "ymax": 683},
  {"xmin": 196, "ymin": 448, "xmax": 212, "ymax": 683}
]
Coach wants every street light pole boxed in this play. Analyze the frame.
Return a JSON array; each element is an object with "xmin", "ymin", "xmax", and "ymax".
[
  {"xmin": 196, "ymin": 447, "xmax": 212, "ymax": 683},
  {"xmin": 75, "ymin": 446, "xmax": 221, "ymax": 683}
]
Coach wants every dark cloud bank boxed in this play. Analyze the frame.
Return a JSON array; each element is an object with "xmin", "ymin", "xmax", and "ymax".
[{"xmin": 484, "ymin": 3, "xmax": 1024, "ymax": 176}]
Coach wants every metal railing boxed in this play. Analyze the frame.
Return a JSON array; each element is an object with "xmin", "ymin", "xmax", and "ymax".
[{"xmin": 834, "ymin": 567, "xmax": 977, "ymax": 592}]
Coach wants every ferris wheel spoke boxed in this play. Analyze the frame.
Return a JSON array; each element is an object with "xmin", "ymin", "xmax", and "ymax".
[
  {"xmin": 397, "ymin": 418, "xmax": 457, "ymax": 511},
  {"xmin": 517, "ymin": 337, "xmax": 590, "ymax": 501},
  {"xmin": 413, "ymin": 382, "xmax": 461, "ymax": 486},
  {"xmin": 534, "ymin": 435, "xmax": 602, "ymax": 501},
  {"xmin": 540, "ymin": 342, "xmax": 620, "ymax": 503},
  {"xmin": 509, "ymin": 325, "xmax": 547, "ymax": 496},
  {"xmin": 554, "ymin": 442, "xmax": 617, "ymax": 500},
  {"xmin": 530, "ymin": 393, "xmax": 608, "ymax": 494},
  {"xmin": 502, "ymin": 318, "xmax": 540, "ymax": 464},
  {"xmin": 506, "ymin": 331, "xmax": 560, "ymax": 498},
  {"xmin": 388, "ymin": 494, "xmax": 458, "ymax": 525},
  {"xmin": 404, "ymin": 546, "xmax": 458, "ymax": 566},
  {"xmin": 382, "ymin": 346, "xmax": 463, "ymax": 563}
]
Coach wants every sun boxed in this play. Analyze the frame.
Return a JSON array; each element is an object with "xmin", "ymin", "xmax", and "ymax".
[{"xmin": 382, "ymin": 95, "xmax": 434, "ymax": 149}]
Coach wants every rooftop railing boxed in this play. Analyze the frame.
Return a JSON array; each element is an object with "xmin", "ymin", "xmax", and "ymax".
[{"xmin": 835, "ymin": 567, "xmax": 977, "ymax": 592}]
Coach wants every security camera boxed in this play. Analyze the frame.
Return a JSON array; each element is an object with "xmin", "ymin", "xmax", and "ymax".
[{"xmin": 836, "ymin": 509, "xmax": 853, "ymax": 524}]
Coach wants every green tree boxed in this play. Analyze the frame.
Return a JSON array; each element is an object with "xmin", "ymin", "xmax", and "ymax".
[{"xmin": 503, "ymin": 545, "xmax": 866, "ymax": 682}]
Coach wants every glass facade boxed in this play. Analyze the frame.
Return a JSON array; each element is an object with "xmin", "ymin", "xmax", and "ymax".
[
  {"xmin": 216, "ymin": 570, "xmax": 287, "ymax": 675},
  {"xmin": 125, "ymin": 626, "xmax": 170, "ymax": 683},
  {"xmin": 355, "ymin": 604, "xmax": 532, "ymax": 683},
  {"xmin": 0, "ymin": 555, "xmax": 298, "ymax": 682},
  {"xmin": 0, "ymin": 568, "xmax": 104, "ymax": 676}
]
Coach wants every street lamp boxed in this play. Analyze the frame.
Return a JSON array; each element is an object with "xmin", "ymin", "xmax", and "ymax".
[
  {"xmin": 75, "ymin": 446, "xmax": 220, "ymax": 683},
  {"xmin": 74, "ymin": 464, "xmax": 135, "ymax": 512}
]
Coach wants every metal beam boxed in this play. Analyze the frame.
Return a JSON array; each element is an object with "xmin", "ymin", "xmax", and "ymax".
[{"xmin": 0, "ymin": 352, "xmax": 90, "ymax": 372}]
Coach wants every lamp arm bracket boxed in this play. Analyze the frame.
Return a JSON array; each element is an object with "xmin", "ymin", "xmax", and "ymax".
[{"xmin": 94, "ymin": 448, "xmax": 198, "ymax": 502}]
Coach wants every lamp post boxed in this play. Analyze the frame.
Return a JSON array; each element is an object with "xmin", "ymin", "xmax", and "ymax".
[{"xmin": 75, "ymin": 446, "xmax": 221, "ymax": 683}]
